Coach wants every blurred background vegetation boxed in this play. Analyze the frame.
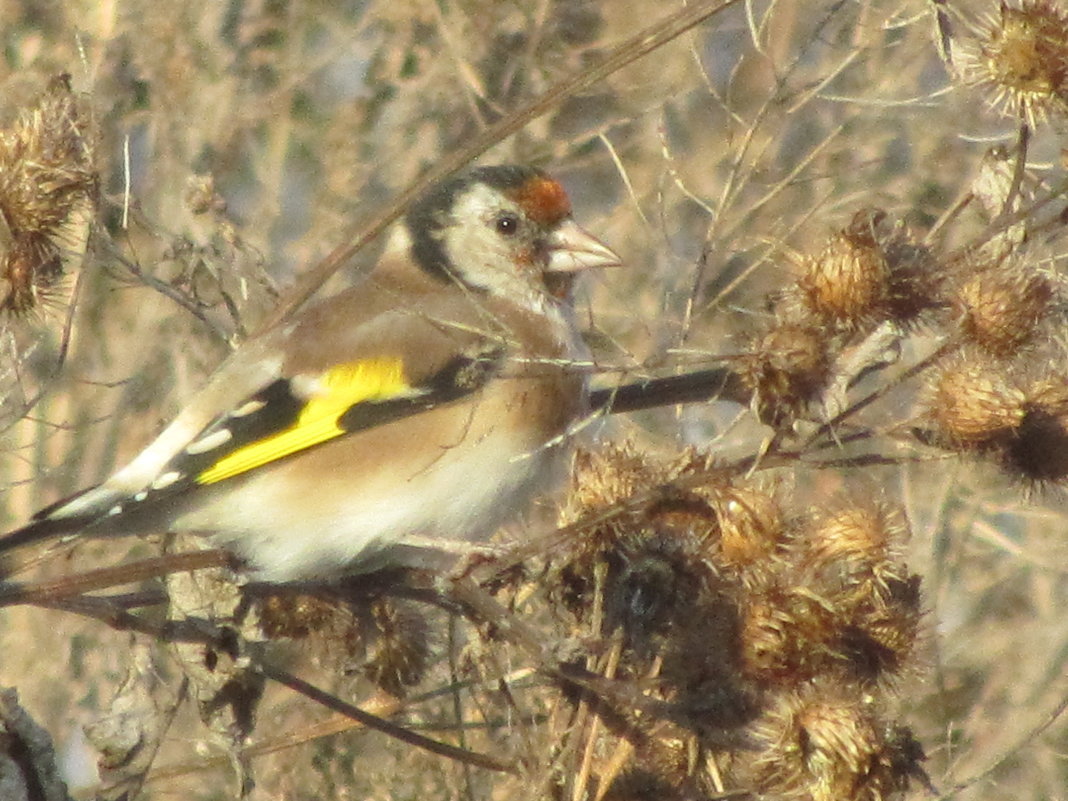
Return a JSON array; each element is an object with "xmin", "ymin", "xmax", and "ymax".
[{"xmin": 2, "ymin": 0, "xmax": 1068, "ymax": 799}]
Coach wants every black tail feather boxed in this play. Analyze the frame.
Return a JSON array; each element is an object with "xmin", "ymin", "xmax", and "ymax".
[
  {"xmin": 0, "ymin": 515, "xmax": 86, "ymax": 554},
  {"xmin": 1, "ymin": 484, "xmax": 108, "ymax": 555}
]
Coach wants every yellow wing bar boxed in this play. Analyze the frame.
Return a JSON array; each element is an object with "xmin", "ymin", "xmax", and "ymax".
[{"xmin": 197, "ymin": 357, "xmax": 413, "ymax": 485}]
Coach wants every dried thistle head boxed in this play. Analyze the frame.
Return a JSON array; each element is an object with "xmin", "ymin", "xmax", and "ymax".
[
  {"xmin": 553, "ymin": 445, "xmax": 723, "ymax": 632},
  {"xmin": 360, "ymin": 598, "xmax": 431, "ymax": 697},
  {"xmin": 258, "ymin": 593, "xmax": 429, "ymax": 696},
  {"xmin": 598, "ymin": 722, "xmax": 697, "ymax": 801},
  {"xmin": 879, "ymin": 223, "xmax": 939, "ymax": 325},
  {"xmin": 259, "ymin": 593, "xmax": 343, "ymax": 640},
  {"xmin": 554, "ymin": 446, "xmax": 760, "ymax": 691},
  {"xmin": 798, "ymin": 213, "xmax": 888, "ymax": 328},
  {"xmin": 739, "ymin": 320, "xmax": 832, "ymax": 427},
  {"xmin": 1000, "ymin": 375, "xmax": 1068, "ymax": 482},
  {"xmin": 709, "ymin": 482, "xmax": 785, "ymax": 574},
  {"xmin": 924, "ymin": 357, "xmax": 1068, "ymax": 483},
  {"xmin": 950, "ymin": 260, "xmax": 1055, "ymax": 357},
  {"xmin": 742, "ymin": 686, "xmax": 926, "ymax": 801},
  {"xmin": 796, "ymin": 212, "xmax": 892, "ymax": 329},
  {"xmin": 0, "ymin": 74, "xmax": 96, "ymax": 316},
  {"xmin": 765, "ymin": 692, "xmax": 880, "ymax": 801},
  {"xmin": 563, "ymin": 444, "xmax": 677, "ymax": 528},
  {"xmin": 738, "ymin": 580, "xmax": 839, "ymax": 684},
  {"xmin": 925, "ymin": 353, "xmax": 1026, "ymax": 447},
  {"xmin": 838, "ymin": 574, "xmax": 923, "ymax": 685},
  {"xmin": 793, "ymin": 210, "xmax": 938, "ymax": 333},
  {"xmin": 796, "ymin": 500, "xmax": 909, "ymax": 591},
  {"xmin": 739, "ymin": 580, "xmax": 920, "ymax": 691},
  {"xmin": 965, "ymin": 0, "xmax": 1068, "ymax": 124},
  {"xmin": 184, "ymin": 173, "xmax": 228, "ymax": 216},
  {"xmin": 653, "ymin": 583, "xmax": 760, "ymax": 732},
  {"xmin": 1, "ymin": 233, "xmax": 65, "ymax": 315},
  {"xmin": 560, "ymin": 445, "xmax": 735, "ymax": 554},
  {"xmin": 547, "ymin": 444, "xmax": 925, "ymax": 798},
  {"xmin": 735, "ymin": 499, "xmax": 922, "ymax": 688}
]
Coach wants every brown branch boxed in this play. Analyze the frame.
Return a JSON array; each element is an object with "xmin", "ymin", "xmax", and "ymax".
[{"xmin": 0, "ymin": 549, "xmax": 232, "ymax": 607}]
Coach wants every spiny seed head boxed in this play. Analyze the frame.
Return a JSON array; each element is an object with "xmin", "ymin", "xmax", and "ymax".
[
  {"xmin": 951, "ymin": 261, "xmax": 1054, "ymax": 356},
  {"xmin": 1000, "ymin": 375, "xmax": 1068, "ymax": 482},
  {"xmin": 711, "ymin": 483, "xmax": 784, "ymax": 572},
  {"xmin": 794, "ymin": 209, "xmax": 938, "ymax": 332},
  {"xmin": 746, "ymin": 689, "xmax": 879, "ymax": 800},
  {"xmin": 616, "ymin": 723, "xmax": 694, "ymax": 796},
  {"xmin": 798, "ymin": 500, "xmax": 908, "ymax": 587},
  {"xmin": 600, "ymin": 731, "xmax": 693, "ymax": 801},
  {"xmin": 554, "ymin": 445, "xmax": 728, "ymax": 627},
  {"xmin": 743, "ymin": 687, "xmax": 924, "ymax": 801},
  {"xmin": 567, "ymin": 446, "xmax": 732, "ymax": 540},
  {"xmin": 739, "ymin": 582, "xmax": 839, "ymax": 683},
  {"xmin": 1, "ymin": 233, "xmax": 65, "ymax": 314},
  {"xmin": 881, "ymin": 231, "xmax": 941, "ymax": 325},
  {"xmin": 739, "ymin": 596, "xmax": 801, "ymax": 682},
  {"xmin": 926, "ymin": 354, "xmax": 1026, "ymax": 446},
  {"xmin": 259, "ymin": 594, "xmax": 429, "ymax": 694},
  {"xmin": 966, "ymin": 0, "xmax": 1068, "ymax": 124},
  {"xmin": 797, "ymin": 214, "xmax": 891, "ymax": 328},
  {"xmin": 361, "ymin": 598, "xmax": 431, "ymax": 697},
  {"xmin": 258, "ymin": 594, "xmax": 340, "ymax": 640},
  {"xmin": 0, "ymin": 74, "xmax": 96, "ymax": 316},
  {"xmin": 654, "ymin": 590, "xmax": 761, "ymax": 727},
  {"xmin": 565, "ymin": 443, "xmax": 677, "ymax": 520},
  {"xmin": 0, "ymin": 75, "xmax": 94, "ymax": 231},
  {"xmin": 739, "ymin": 518, "xmax": 923, "ymax": 687},
  {"xmin": 785, "ymin": 696, "xmax": 880, "ymax": 796},
  {"xmin": 558, "ymin": 444, "xmax": 668, "ymax": 567},
  {"xmin": 840, "ymin": 575, "xmax": 923, "ymax": 683},
  {"xmin": 740, "ymin": 321, "xmax": 832, "ymax": 427}
]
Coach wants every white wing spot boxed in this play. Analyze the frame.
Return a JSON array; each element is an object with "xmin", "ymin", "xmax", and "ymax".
[
  {"xmin": 232, "ymin": 399, "xmax": 267, "ymax": 418},
  {"xmin": 107, "ymin": 505, "xmax": 123, "ymax": 516},
  {"xmin": 133, "ymin": 491, "xmax": 148, "ymax": 502},
  {"xmin": 151, "ymin": 471, "xmax": 183, "ymax": 491},
  {"xmin": 186, "ymin": 428, "xmax": 233, "ymax": 455}
]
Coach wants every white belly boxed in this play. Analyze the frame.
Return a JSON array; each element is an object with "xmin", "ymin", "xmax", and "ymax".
[{"xmin": 172, "ymin": 424, "xmax": 567, "ymax": 582}]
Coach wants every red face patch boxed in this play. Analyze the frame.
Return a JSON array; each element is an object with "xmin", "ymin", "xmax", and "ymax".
[{"xmin": 512, "ymin": 176, "xmax": 572, "ymax": 227}]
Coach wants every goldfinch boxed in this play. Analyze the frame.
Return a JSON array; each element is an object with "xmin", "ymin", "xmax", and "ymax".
[{"xmin": 1, "ymin": 165, "xmax": 620, "ymax": 581}]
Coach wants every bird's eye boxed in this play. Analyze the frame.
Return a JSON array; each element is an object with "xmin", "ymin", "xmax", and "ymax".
[{"xmin": 494, "ymin": 213, "xmax": 520, "ymax": 236}]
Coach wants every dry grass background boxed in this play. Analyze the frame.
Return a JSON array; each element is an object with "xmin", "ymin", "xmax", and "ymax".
[{"xmin": 1, "ymin": 0, "xmax": 1068, "ymax": 799}]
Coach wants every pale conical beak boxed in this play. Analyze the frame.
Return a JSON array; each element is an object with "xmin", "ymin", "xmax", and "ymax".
[{"xmin": 546, "ymin": 219, "xmax": 622, "ymax": 273}]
